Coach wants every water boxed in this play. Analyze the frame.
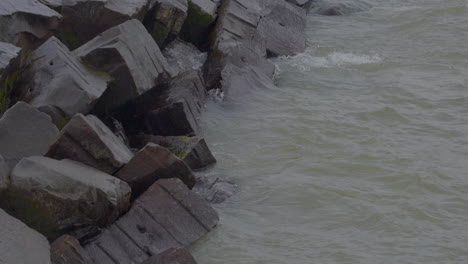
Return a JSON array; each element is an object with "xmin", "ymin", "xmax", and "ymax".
[{"xmin": 192, "ymin": 1, "xmax": 468, "ymax": 263}]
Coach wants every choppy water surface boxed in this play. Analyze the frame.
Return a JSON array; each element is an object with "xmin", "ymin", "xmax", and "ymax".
[{"xmin": 192, "ymin": 1, "xmax": 468, "ymax": 263}]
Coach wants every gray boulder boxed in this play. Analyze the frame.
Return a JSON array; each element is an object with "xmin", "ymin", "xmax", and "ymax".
[
  {"xmin": 179, "ymin": 0, "xmax": 220, "ymax": 50},
  {"xmin": 143, "ymin": 0, "xmax": 188, "ymax": 48},
  {"xmin": 130, "ymin": 135, "xmax": 216, "ymax": 170},
  {"xmin": 74, "ymin": 19, "xmax": 172, "ymax": 112},
  {"xmin": 0, "ymin": 154, "xmax": 8, "ymax": 192},
  {"xmin": 0, "ymin": 0, "xmax": 61, "ymax": 48},
  {"xmin": 0, "ymin": 102, "xmax": 60, "ymax": 168},
  {"xmin": 0, "ymin": 209, "xmax": 51, "ymax": 264},
  {"xmin": 0, "ymin": 156, "xmax": 131, "ymax": 240},
  {"xmin": 193, "ymin": 174, "xmax": 236, "ymax": 204},
  {"xmin": 145, "ymin": 70, "xmax": 206, "ymax": 136},
  {"xmin": 51, "ymin": 235, "xmax": 93, "ymax": 264},
  {"xmin": 115, "ymin": 143, "xmax": 195, "ymax": 198},
  {"xmin": 47, "ymin": 114, "xmax": 133, "ymax": 174},
  {"xmin": 142, "ymin": 248, "xmax": 197, "ymax": 264},
  {"xmin": 0, "ymin": 42, "xmax": 20, "ymax": 75},
  {"xmin": 29, "ymin": 37, "xmax": 110, "ymax": 116},
  {"xmin": 85, "ymin": 178, "xmax": 219, "ymax": 264}
]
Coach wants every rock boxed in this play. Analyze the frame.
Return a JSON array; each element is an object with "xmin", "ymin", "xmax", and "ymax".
[
  {"xmin": 51, "ymin": 235, "xmax": 93, "ymax": 264},
  {"xmin": 144, "ymin": 70, "xmax": 206, "ymax": 136},
  {"xmin": 314, "ymin": 0, "xmax": 372, "ymax": 16},
  {"xmin": 142, "ymin": 248, "xmax": 197, "ymax": 264},
  {"xmin": 143, "ymin": 0, "xmax": 188, "ymax": 48},
  {"xmin": 163, "ymin": 39, "xmax": 207, "ymax": 73},
  {"xmin": 42, "ymin": 0, "xmax": 155, "ymax": 49},
  {"xmin": 29, "ymin": 37, "xmax": 110, "ymax": 116},
  {"xmin": 47, "ymin": 114, "xmax": 133, "ymax": 174},
  {"xmin": 179, "ymin": 0, "xmax": 220, "ymax": 50},
  {"xmin": 130, "ymin": 135, "xmax": 216, "ymax": 170},
  {"xmin": 257, "ymin": 0, "xmax": 307, "ymax": 56},
  {"xmin": 115, "ymin": 70, "xmax": 206, "ymax": 136},
  {"xmin": 286, "ymin": 0, "xmax": 310, "ymax": 6},
  {"xmin": 193, "ymin": 174, "xmax": 236, "ymax": 203},
  {"xmin": 37, "ymin": 105, "xmax": 69, "ymax": 129},
  {"xmin": 85, "ymin": 178, "xmax": 219, "ymax": 264},
  {"xmin": 0, "ymin": 102, "xmax": 60, "ymax": 168},
  {"xmin": 0, "ymin": 42, "xmax": 20, "ymax": 75},
  {"xmin": 115, "ymin": 143, "xmax": 196, "ymax": 198},
  {"xmin": 74, "ymin": 19, "xmax": 172, "ymax": 113},
  {"xmin": 0, "ymin": 209, "xmax": 52, "ymax": 264},
  {"xmin": 0, "ymin": 0, "xmax": 61, "ymax": 48},
  {"xmin": 0, "ymin": 156, "xmax": 131, "ymax": 240},
  {"xmin": 0, "ymin": 154, "xmax": 8, "ymax": 192}
]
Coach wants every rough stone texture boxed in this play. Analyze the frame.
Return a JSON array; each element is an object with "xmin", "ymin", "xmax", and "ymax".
[
  {"xmin": 0, "ymin": 156, "xmax": 131, "ymax": 240},
  {"xmin": 179, "ymin": 0, "xmax": 220, "ymax": 50},
  {"xmin": 0, "ymin": 42, "xmax": 20, "ymax": 75},
  {"xmin": 37, "ymin": 105, "xmax": 69, "ymax": 129},
  {"xmin": 193, "ymin": 174, "xmax": 236, "ymax": 203},
  {"xmin": 0, "ymin": 154, "xmax": 8, "ymax": 192},
  {"xmin": 115, "ymin": 70, "xmax": 206, "ymax": 137},
  {"xmin": 145, "ymin": 70, "xmax": 206, "ymax": 136},
  {"xmin": 29, "ymin": 37, "xmax": 110, "ymax": 116},
  {"xmin": 41, "ymin": 0, "xmax": 154, "ymax": 49},
  {"xmin": 142, "ymin": 248, "xmax": 197, "ymax": 264},
  {"xmin": 115, "ymin": 143, "xmax": 195, "ymax": 198},
  {"xmin": 257, "ymin": 0, "xmax": 306, "ymax": 56},
  {"xmin": 51, "ymin": 235, "xmax": 93, "ymax": 264},
  {"xmin": 143, "ymin": 0, "xmax": 188, "ymax": 48},
  {"xmin": 163, "ymin": 40, "xmax": 207, "ymax": 74},
  {"xmin": 0, "ymin": 0, "xmax": 61, "ymax": 48},
  {"xmin": 314, "ymin": 0, "xmax": 372, "ymax": 16},
  {"xmin": 0, "ymin": 208, "xmax": 52, "ymax": 264},
  {"xmin": 130, "ymin": 135, "xmax": 216, "ymax": 170},
  {"xmin": 47, "ymin": 114, "xmax": 133, "ymax": 174},
  {"xmin": 0, "ymin": 102, "xmax": 60, "ymax": 168},
  {"xmin": 85, "ymin": 178, "xmax": 219, "ymax": 264},
  {"xmin": 74, "ymin": 19, "xmax": 172, "ymax": 113}
]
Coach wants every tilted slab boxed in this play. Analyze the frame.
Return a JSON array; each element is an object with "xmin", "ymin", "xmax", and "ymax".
[
  {"xmin": 0, "ymin": 0, "xmax": 61, "ymax": 46},
  {"xmin": 0, "ymin": 209, "xmax": 51, "ymax": 264},
  {"xmin": 29, "ymin": 37, "xmax": 110, "ymax": 116},
  {"xmin": 51, "ymin": 235, "xmax": 93, "ymax": 264},
  {"xmin": 1, "ymin": 156, "xmax": 131, "ymax": 240},
  {"xmin": 85, "ymin": 178, "xmax": 219, "ymax": 264},
  {"xmin": 115, "ymin": 143, "xmax": 196, "ymax": 198},
  {"xmin": 0, "ymin": 41, "xmax": 20, "ymax": 75},
  {"xmin": 0, "ymin": 102, "xmax": 60, "ymax": 168},
  {"xmin": 47, "ymin": 114, "xmax": 133, "ymax": 174},
  {"xmin": 74, "ymin": 19, "xmax": 172, "ymax": 112}
]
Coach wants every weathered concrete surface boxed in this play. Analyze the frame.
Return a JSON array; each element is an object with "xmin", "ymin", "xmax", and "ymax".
[
  {"xmin": 0, "ymin": 154, "xmax": 8, "ymax": 192},
  {"xmin": 115, "ymin": 143, "xmax": 195, "ymax": 198},
  {"xmin": 163, "ymin": 40, "xmax": 207, "ymax": 74},
  {"xmin": 0, "ymin": 208, "xmax": 52, "ymax": 264},
  {"xmin": 130, "ymin": 135, "xmax": 216, "ymax": 170},
  {"xmin": 51, "ymin": 235, "xmax": 93, "ymax": 264},
  {"xmin": 257, "ymin": 0, "xmax": 306, "ymax": 56},
  {"xmin": 29, "ymin": 37, "xmax": 110, "ymax": 116},
  {"xmin": 0, "ymin": 102, "xmax": 60, "ymax": 168},
  {"xmin": 145, "ymin": 70, "xmax": 206, "ymax": 136},
  {"xmin": 142, "ymin": 248, "xmax": 198, "ymax": 264},
  {"xmin": 47, "ymin": 114, "xmax": 133, "ymax": 174},
  {"xmin": 0, "ymin": 0, "xmax": 61, "ymax": 47},
  {"xmin": 143, "ymin": 0, "xmax": 188, "ymax": 48},
  {"xmin": 179, "ymin": 0, "xmax": 220, "ymax": 50},
  {"xmin": 85, "ymin": 178, "xmax": 219, "ymax": 264},
  {"xmin": 1, "ymin": 156, "xmax": 131, "ymax": 240},
  {"xmin": 0, "ymin": 42, "xmax": 20, "ymax": 75},
  {"xmin": 74, "ymin": 19, "xmax": 172, "ymax": 113},
  {"xmin": 115, "ymin": 70, "xmax": 206, "ymax": 137},
  {"xmin": 37, "ymin": 105, "xmax": 69, "ymax": 129}
]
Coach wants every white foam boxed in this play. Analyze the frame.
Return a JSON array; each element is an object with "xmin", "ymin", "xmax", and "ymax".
[{"xmin": 274, "ymin": 50, "xmax": 382, "ymax": 73}]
